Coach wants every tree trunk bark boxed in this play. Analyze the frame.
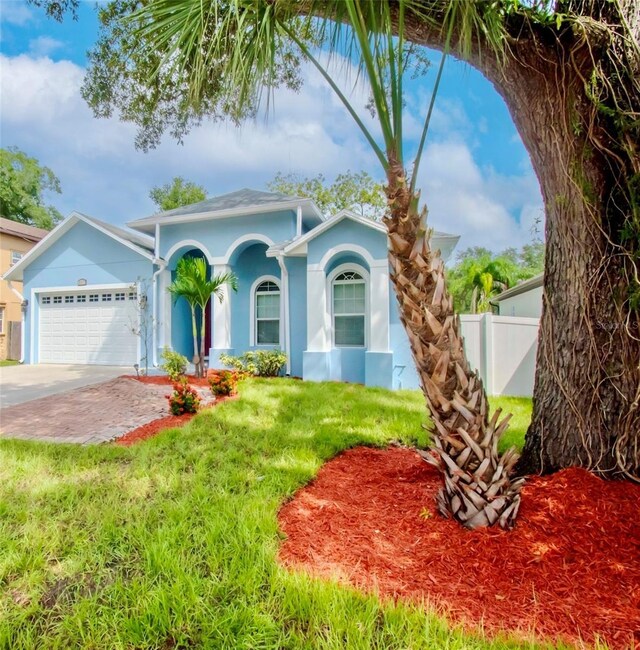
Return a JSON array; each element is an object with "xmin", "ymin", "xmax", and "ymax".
[{"xmin": 401, "ymin": 6, "xmax": 640, "ymax": 480}]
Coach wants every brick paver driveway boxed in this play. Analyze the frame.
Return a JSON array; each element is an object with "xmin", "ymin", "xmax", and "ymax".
[{"xmin": 0, "ymin": 377, "xmax": 170, "ymax": 444}]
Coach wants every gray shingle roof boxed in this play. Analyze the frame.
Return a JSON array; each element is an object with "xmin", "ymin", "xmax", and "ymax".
[{"xmin": 150, "ymin": 188, "xmax": 306, "ymax": 220}]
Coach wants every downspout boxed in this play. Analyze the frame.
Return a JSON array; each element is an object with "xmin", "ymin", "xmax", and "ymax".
[
  {"xmin": 152, "ymin": 258, "xmax": 167, "ymax": 368},
  {"xmin": 7, "ymin": 281, "xmax": 25, "ymax": 363},
  {"xmin": 277, "ymin": 255, "xmax": 292, "ymax": 375}
]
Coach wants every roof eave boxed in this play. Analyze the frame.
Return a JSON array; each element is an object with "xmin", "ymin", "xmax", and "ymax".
[{"xmin": 128, "ymin": 198, "xmax": 323, "ymax": 232}]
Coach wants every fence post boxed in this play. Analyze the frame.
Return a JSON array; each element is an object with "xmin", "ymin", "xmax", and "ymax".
[{"xmin": 481, "ymin": 313, "xmax": 494, "ymax": 395}]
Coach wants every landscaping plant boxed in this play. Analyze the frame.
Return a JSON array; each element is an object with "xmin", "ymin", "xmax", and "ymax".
[
  {"xmin": 208, "ymin": 369, "xmax": 240, "ymax": 397},
  {"xmin": 167, "ymin": 377, "xmax": 200, "ymax": 415},
  {"xmin": 167, "ymin": 257, "xmax": 237, "ymax": 378},
  {"xmin": 160, "ymin": 347, "xmax": 188, "ymax": 381},
  {"xmin": 220, "ymin": 350, "xmax": 287, "ymax": 378}
]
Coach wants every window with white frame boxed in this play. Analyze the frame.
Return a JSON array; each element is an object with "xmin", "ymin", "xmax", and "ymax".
[
  {"xmin": 333, "ymin": 270, "xmax": 366, "ymax": 347},
  {"xmin": 0, "ymin": 307, "xmax": 4, "ymax": 334},
  {"xmin": 254, "ymin": 280, "xmax": 280, "ymax": 345},
  {"xmin": 10, "ymin": 251, "xmax": 23, "ymax": 266}
]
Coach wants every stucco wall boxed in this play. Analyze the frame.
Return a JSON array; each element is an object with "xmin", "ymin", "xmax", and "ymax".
[
  {"xmin": 22, "ymin": 220, "xmax": 153, "ymax": 364},
  {"xmin": 159, "ymin": 210, "xmax": 297, "ymax": 264}
]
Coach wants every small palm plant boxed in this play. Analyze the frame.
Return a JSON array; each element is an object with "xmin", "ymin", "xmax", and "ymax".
[{"xmin": 168, "ymin": 257, "xmax": 237, "ymax": 378}]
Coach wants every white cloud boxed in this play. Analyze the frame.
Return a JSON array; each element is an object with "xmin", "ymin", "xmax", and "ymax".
[
  {"xmin": 28, "ymin": 36, "xmax": 65, "ymax": 57},
  {"xmin": 1, "ymin": 2, "xmax": 33, "ymax": 26},
  {"xmin": 417, "ymin": 141, "xmax": 543, "ymax": 252},
  {"xmin": 0, "ymin": 52, "xmax": 543, "ymax": 254}
]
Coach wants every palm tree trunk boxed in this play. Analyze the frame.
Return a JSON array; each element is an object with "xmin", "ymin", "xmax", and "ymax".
[
  {"xmin": 190, "ymin": 304, "xmax": 201, "ymax": 378},
  {"xmin": 384, "ymin": 162, "xmax": 523, "ymax": 529},
  {"xmin": 199, "ymin": 303, "xmax": 207, "ymax": 378}
]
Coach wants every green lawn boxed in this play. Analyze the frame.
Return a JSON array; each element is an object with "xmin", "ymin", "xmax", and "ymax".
[
  {"xmin": 0, "ymin": 359, "xmax": 19, "ymax": 367},
  {"xmin": 0, "ymin": 379, "xmax": 538, "ymax": 649}
]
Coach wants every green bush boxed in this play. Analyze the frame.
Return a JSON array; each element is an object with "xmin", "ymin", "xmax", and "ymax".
[
  {"xmin": 219, "ymin": 350, "xmax": 287, "ymax": 377},
  {"xmin": 207, "ymin": 369, "xmax": 241, "ymax": 397},
  {"xmin": 160, "ymin": 347, "xmax": 188, "ymax": 381}
]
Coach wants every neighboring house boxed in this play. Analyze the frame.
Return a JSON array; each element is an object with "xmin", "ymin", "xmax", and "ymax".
[
  {"xmin": 0, "ymin": 217, "xmax": 48, "ymax": 360},
  {"xmin": 490, "ymin": 274, "xmax": 543, "ymax": 318},
  {"xmin": 3, "ymin": 188, "xmax": 459, "ymax": 389}
]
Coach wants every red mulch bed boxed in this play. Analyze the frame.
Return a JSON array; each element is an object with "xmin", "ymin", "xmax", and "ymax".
[
  {"xmin": 114, "ymin": 413, "xmax": 196, "ymax": 446},
  {"xmin": 278, "ymin": 446, "xmax": 640, "ymax": 649},
  {"xmin": 122, "ymin": 374, "xmax": 212, "ymax": 387}
]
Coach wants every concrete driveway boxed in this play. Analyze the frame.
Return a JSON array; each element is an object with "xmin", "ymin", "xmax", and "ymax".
[{"xmin": 0, "ymin": 364, "xmax": 130, "ymax": 407}]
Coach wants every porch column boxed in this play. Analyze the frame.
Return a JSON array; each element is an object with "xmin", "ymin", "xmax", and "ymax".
[
  {"xmin": 160, "ymin": 268, "xmax": 171, "ymax": 349},
  {"xmin": 211, "ymin": 264, "xmax": 233, "ymax": 363},
  {"xmin": 369, "ymin": 261, "xmax": 390, "ymax": 352},
  {"xmin": 306, "ymin": 267, "xmax": 329, "ymax": 351}
]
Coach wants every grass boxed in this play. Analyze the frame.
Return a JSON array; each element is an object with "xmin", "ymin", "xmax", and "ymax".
[
  {"xmin": 0, "ymin": 379, "xmax": 537, "ymax": 649},
  {"xmin": 0, "ymin": 359, "xmax": 19, "ymax": 367},
  {"xmin": 492, "ymin": 396, "xmax": 533, "ymax": 453}
]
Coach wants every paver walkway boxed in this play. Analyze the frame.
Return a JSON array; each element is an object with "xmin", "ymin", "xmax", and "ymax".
[{"xmin": 0, "ymin": 377, "xmax": 171, "ymax": 444}]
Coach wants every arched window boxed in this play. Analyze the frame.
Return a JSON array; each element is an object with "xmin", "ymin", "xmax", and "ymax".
[
  {"xmin": 332, "ymin": 270, "xmax": 366, "ymax": 347},
  {"xmin": 254, "ymin": 280, "xmax": 280, "ymax": 345}
]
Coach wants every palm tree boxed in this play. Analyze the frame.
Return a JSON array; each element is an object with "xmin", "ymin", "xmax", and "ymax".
[
  {"xmin": 189, "ymin": 257, "xmax": 237, "ymax": 378},
  {"xmin": 135, "ymin": 0, "xmax": 523, "ymax": 528},
  {"xmin": 168, "ymin": 257, "xmax": 237, "ymax": 378}
]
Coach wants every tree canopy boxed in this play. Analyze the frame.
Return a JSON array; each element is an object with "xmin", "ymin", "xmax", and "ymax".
[
  {"xmin": 268, "ymin": 170, "xmax": 385, "ymax": 219},
  {"xmin": 447, "ymin": 243, "xmax": 545, "ymax": 313},
  {"xmin": 0, "ymin": 147, "xmax": 63, "ymax": 230},
  {"xmin": 150, "ymin": 177, "xmax": 207, "ymax": 212}
]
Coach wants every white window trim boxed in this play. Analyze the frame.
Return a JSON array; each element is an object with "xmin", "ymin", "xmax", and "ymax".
[
  {"xmin": 328, "ymin": 263, "xmax": 369, "ymax": 349},
  {"xmin": 249, "ymin": 275, "xmax": 282, "ymax": 347},
  {"xmin": 0, "ymin": 306, "xmax": 5, "ymax": 334},
  {"xmin": 10, "ymin": 250, "xmax": 23, "ymax": 266}
]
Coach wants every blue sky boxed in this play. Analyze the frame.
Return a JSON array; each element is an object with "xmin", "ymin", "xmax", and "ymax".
[{"xmin": 1, "ymin": 0, "xmax": 543, "ymax": 252}]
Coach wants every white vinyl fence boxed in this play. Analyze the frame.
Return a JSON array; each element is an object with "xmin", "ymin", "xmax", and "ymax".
[{"xmin": 459, "ymin": 314, "xmax": 539, "ymax": 397}]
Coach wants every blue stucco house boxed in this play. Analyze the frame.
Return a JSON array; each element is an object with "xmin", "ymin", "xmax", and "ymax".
[{"xmin": 3, "ymin": 189, "xmax": 459, "ymax": 389}]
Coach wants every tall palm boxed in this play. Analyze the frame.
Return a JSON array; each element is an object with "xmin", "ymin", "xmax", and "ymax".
[
  {"xmin": 188, "ymin": 256, "xmax": 238, "ymax": 377},
  {"xmin": 168, "ymin": 257, "xmax": 237, "ymax": 377},
  {"xmin": 135, "ymin": 0, "xmax": 522, "ymax": 528},
  {"xmin": 167, "ymin": 258, "xmax": 201, "ymax": 374}
]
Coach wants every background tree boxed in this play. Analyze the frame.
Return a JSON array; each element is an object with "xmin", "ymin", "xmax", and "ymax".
[
  {"xmin": 0, "ymin": 147, "xmax": 63, "ymax": 230},
  {"xmin": 75, "ymin": 0, "xmax": 640, "ymax": 480},
  {"xmin": 448, "ymin": 244, "xmax": 545, "ymax": 313},
  {"xmin": 150, "ymin": 177, "xmax": 207, "ymax": 212},
  {"xmin": 268, "ymin": 170, "xmax": 386, "ymax": 219}
]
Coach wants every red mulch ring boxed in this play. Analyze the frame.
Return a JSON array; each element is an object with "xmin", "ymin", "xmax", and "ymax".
[{"xmin": 278, "ymin": 446, "xmax": 640, "ymax": 649}]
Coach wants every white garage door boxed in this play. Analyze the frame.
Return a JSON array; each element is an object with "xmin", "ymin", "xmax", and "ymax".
[{"xmin": 38, "ymin": 288, "xmax": 139, "ymax": 365}]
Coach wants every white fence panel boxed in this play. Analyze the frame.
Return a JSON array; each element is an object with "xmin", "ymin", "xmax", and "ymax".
[{"xmin": 460, "ymin": 314, "xmax": 539, "ymax": 397}]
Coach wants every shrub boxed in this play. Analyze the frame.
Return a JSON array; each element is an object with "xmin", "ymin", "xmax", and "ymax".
[
  {"xmin": 167, "ymin": 377, "xmax": 200, "ymax": 415},
  {"xmin": 160, "ymin": 347, "xmax": 188, "ymax": 381},
  {"xmin": 219, "ymin": 350, "xmax": 287, "ymax": 377},
  {"xmin": 208, "ymin": 369, "xmax": 240, "ymax": 397}
]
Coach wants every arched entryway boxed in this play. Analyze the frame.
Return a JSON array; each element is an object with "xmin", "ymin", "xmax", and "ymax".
[{"xmin": 166, "ymin": 246, "xmax": 211, "ymax": 361}]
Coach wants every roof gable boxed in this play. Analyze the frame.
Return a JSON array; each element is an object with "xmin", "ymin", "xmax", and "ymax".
[
  {"xmin": 278, "ymin": 210, "xmax": 386, "ymax": 257},
  {"xmin": 3, "ymin": 212, "xmax": 155, "ymax": 282}
]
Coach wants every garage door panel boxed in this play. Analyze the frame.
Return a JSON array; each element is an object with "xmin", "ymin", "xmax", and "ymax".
[{"xmin": 39, "ymin": 289, "xmax": 139, "ymax": 366}]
